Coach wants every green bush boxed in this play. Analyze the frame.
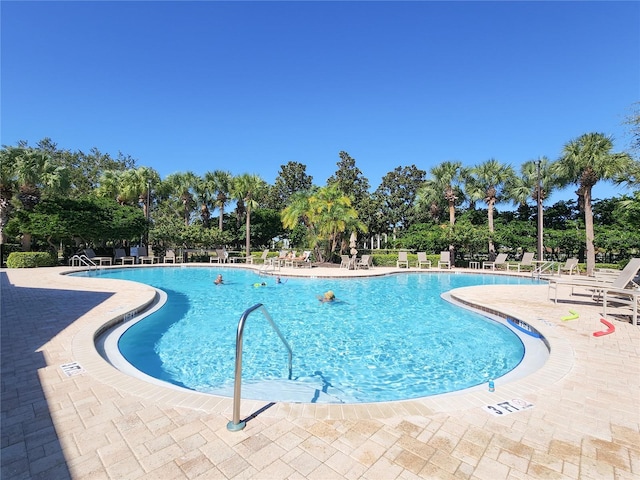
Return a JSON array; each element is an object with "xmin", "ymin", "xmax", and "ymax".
[{"xmin": 6, "ymin": 251, "xmax": 57, "ymax": 268}]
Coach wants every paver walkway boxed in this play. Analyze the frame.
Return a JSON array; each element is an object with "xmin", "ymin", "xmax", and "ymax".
[{"xmin": 1, "ymin": 265, "xmax": 638, "ymax": 479}]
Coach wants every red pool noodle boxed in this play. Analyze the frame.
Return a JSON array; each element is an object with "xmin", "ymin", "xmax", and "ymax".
[{"xmin": 593, "ymin": 318, "xmax": 615, "ymax": 337}]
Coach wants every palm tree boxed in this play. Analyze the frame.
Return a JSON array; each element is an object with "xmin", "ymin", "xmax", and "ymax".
[
  {"xmin": 281, "ymin": 186, "xmax": 366, "ymax": 263},
  {"xmin": 417, "ymin": 161, "xmax": 465, "ymax": 226},
  {"xmin": 233, "ymin": 173, "xmax": 266, "ymax": 256},
  {"xmin": 470, "ymin": 159, "xmax": 514, "ymax": 259},
  {"xmin": 6, "ymin": 147, "xmax": 70, "ymax": 250},
  {"xmin": 554, "ymin": 132, "xmax": 634, "ymax": 275},
  {"xmin": 206, "ymin": 170, "xmax": 233, "ymax": 231},
  {"xmin": 165, "ymin": 172, "xmax": 199, "ymax": 227},
  {"xmin": 506, "ymin": 157, "xmax": 557, "ymax": 260}
]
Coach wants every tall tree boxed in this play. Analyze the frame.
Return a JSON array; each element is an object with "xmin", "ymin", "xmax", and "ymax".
[
  {"xmin": 505, "ymin": 157, "xmax": 557, "ymax": 260},
  {"xmin": 326, "ymin": 151, "xmax": 370, "ymax": 205},
  {"xmin": 233, "ymin": 173, "xmax": 267, "ymax": 255},
  {"xmin": 375, "ymin": 165, "xmax": 427, "ymax": 231},
  {"xmin": 205, "ymin": 170, "xmax": 233, "ymax": 231},
  {"xmin": 553, "ymin": 132, "xmax": 634, "ymax": 275},
  {"xmin": 281, "ymin": 186, "xmax": 366, "ymax": 262},
  {"xmin": 417, "ymin": 161, "xmax": 465, "ymax": 227},
  {"xmin": 270, "ymin": 161, "xmax": 313, "ymax": 208},
  {"xmin": 470, "ymin": 159, "xmax": 514, "ymax": 258},
  {"xmin": 164, "ymin": 172, "xmax": 199, "ymax": 227},
  {"xmin": 1, "ymin": 146, "xmax": 70, "ymax": 250}
]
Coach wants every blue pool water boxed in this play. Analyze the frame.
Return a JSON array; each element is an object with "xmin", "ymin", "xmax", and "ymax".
[{"xmin": 76, "ymin": 267, "xmax": 542, "ymax": 403}]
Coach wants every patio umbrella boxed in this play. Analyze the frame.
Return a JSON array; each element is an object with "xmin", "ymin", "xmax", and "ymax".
[{"xmin": 349, "ymin": 231, "xmax": 358, "ymax": 255}]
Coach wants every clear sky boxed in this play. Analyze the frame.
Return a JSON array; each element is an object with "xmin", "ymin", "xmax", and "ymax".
[{"xmin": 2, "ymin": 1, "xmax": 638, "ymax": 206}]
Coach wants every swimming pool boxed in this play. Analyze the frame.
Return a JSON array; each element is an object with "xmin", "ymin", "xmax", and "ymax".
[{"xmin": 79, "ymin": 267, "xmax": 546, "ymax": 403}]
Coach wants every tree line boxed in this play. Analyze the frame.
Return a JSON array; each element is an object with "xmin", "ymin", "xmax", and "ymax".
[{"xmin": 1, "ymin": 126, "xmax": 639, "ymax": 273}]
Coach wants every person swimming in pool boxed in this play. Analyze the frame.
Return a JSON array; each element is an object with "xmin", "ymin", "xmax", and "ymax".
[
  {"xmin": 317, "ymin": 290, "xmax": 336, "ymax": 303},
  {"xmin": 214, "ymin": 274, "xmax": 223, "ymax": 285}
]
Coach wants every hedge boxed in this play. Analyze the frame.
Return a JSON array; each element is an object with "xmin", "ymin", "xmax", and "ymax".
[{"xmin": 6, "ymin": 252, "xmax": 57, "ymax": 268}]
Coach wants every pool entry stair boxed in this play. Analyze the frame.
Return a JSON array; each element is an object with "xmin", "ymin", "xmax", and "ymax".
[
  {"xmin": 69, "ymin": 254, "xmax": 98, "ymax": 268},
  {"xmin": 227, "ymin": 303, "xmax": 292, "ymax": 432}
]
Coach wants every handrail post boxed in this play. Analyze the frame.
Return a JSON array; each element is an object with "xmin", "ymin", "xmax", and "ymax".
[{"xmin": 227, "ymin": 303, "xmax": 292, "ymax": 432}]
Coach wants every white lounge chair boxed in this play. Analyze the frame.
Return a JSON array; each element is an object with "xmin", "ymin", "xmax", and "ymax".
[
  {"xmin": 246, "ymin": 249, "xmax": 269, "ymax": 264},
  {"xmin": 340, "ymin": 255, "xmax": 354, "ymax": 269},
  {"xmin": 438, "ymin": 251, "xmax": 451, "ymax": 269},
  {"xmin": 292, "ymin": 251, "xmax": 312, "ymax": 268},
  {"xmin": 507, "ymin": 252, "xmax": 535, "ymax": 272},
  {"xmin": 396, "ymin": 251, "xmax": 409, "ymax": 268},
  {"xmin": 558, "ymin": 258, "xmax": 580, "ymax": 275},
  {"xmin": 483, "ymin": 253, "xmax": 508, "ymax": 270},
  {"xmin": 356, "ymin": 254, "xmax": 372, "ymax": 269},
  {"xmin": 416, "ymin": 252, "xmax": 431, "ymax": 269},
  {"xmin": 548, "ymin": 257, "xmax": 640, "ymax": 304},
  {"xmin": 163, "ymin": 249, "xmax": 178, "ymax": 263},
  {"xmin": 210, "ymin": 249, "xmax": 228, "ymax": 264},
  {"xmin": 603, "ymin": 286, "xmax": 639, "ymax": 326}
]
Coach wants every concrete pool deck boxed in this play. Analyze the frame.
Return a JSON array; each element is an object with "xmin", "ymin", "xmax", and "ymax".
[{"xmin": 1, "ymin": 264, "xmax": 638, "ymax": 479}]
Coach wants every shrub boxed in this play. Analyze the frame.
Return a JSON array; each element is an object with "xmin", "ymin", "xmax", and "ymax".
[{"xmin": 6, "ymin": 252, "xmax": 57, "ymax": 268}]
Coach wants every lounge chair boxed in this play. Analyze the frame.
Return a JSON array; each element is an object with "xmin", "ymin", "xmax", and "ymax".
[
  {"xmin": 548, "ymin": 257, "xmax": 640, "ymax": 304},
  {"xmin": 356, "ymin": 254, "xmax": 372, "ymax": 269},
  {"xmin": 438, "ymin": 251, "xmax": 451, "ymax": 269},
  {"xmin": 292, "ymin": 251, "xmax": 312, "ymax": 268},
  {"xmin": 558, "ymin": 258, "xmax": 580, "ymax": 275},
  {"xmin": 603, "ymin": 286, "xmax": 640, "ymax": 326},
  {"xmin": 210, "ymin": 248, "xmax": 228, "ymax": 264},
  {"xmin": 163, "ymin": 249, "xmax": 178, "ymax": 263},
  {"xmin": 138, "ymin": 247, "xmax": 158, "ymax": 264},
  {"xmin": 269, "ymin": 250, "xmax": 289, "ymax": 267},
  {"xmin": 340, "ymin": 255, "xmax": 354, "ymax": 269},
  {"xmin": 84, "ymin": 248, "xmax": 112, "ymax": 266},
  {"xmin": 483, "ymin": 253, "xmax": 508, "ymax": 270},
  {"xmin": 284, "ymin": 251, "xmax": 298, "ymax": 267},
  {"xmin": 396, "ymin": 251, "xmax": 409, "ymax": 268},
  {"xmin": 507, "ymin": 252, "xmax": 535, "ymax": 272},
  {"xmin": 114, "ymin": 248, "xmax": 135, "ymax": 265},
  {"xmin": 246, "ymin": 248, "xmax": 269, "ymax": 264},
  {"xmin": 416, "ymin": 252, "xmax": 431, "ymax": 269}
]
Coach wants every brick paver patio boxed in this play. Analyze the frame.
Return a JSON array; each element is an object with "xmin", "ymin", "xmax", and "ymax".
[{"xmin": 1, "ymin": 264, "xmax": 638, "ymax": 479}]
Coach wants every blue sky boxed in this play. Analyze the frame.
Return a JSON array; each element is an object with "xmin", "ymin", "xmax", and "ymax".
[{"xmin": 2, "ymin": 1, "xmax": 638, "ymax": 206}]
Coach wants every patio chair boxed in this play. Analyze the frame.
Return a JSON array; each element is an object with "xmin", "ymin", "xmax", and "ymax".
[
  {"xmin": 138, "ymin": 246, "xmax": 158, "ymax": 264},
  {"xmin": 396, "ymin": 251, "xmax": 409, "ymax": 268},
  {"xmin": 603, "ymin": 286, "xmax": 640, "ymax": 326},
  {"xmin": 340, "ymin": 255, "xmax": 354, "ymax": 269},
  {"xmin": 438, "ymin": 251, "xmax": 451, "ymax": 269},
  {"xmin": 507, "ymin": 252, "xmax": 535, "ymax": 272},
  {"xmin": 284, "ymin": 251, "xmax": 298, "ymax": 267},
  {"xmin": 558, "ymin": 258, "xmax": 580, "ymax": 275},
  {"xmin": 416, "ymin": 252, "xmax": 431, "ymax": 269},
  {"xmin": 269, "ymin": 250, "xmax": 289, "ymax": 267},
  {"xmin": 356, "ymin": 254, "xmax": 372, "ymax": 270},
  {"xmin": 114, "ymin": 248, "xmax": 135, "ymax": 265},
  {"xmin": 548, "ymin": 257, "xmax": 640, "ymax": 304},
  {"xmin": 163, "ymin": 249, "xmax": 178, "ymax": 263},
  {"xmin": 483, "ymin": 253, "xmax": 508, "ymax": 270},
  {"xmin": 84, "ymin": 248, "xmax": 112, "ymax": 266},
  {"xmin": 243, "ymin": 248, "xmax": 269, "ymax": 264},
  {"xmin": 210, "ymin": 249, "xmax": 228, "ymax": 263},
  {"xmin": 292, "ymin": 251, "xmax": 312, "ymax": 268}
]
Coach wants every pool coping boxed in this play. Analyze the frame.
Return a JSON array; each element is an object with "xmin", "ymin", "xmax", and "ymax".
[{"xmin": 68, "ymin": 264, "xmax": 573, "ymax": 421}]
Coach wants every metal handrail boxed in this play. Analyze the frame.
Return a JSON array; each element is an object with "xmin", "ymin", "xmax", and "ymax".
[
  {"xmin": 532, "ymin": 260, "xmax": 556, "ymax": 280},
  {"xmin": 227, "ymin": 303, "xmax": 292, "ymax": 432},
  {"xmin": 70, "ymin": 254, "xmax": 97, "ymax": 268}
]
